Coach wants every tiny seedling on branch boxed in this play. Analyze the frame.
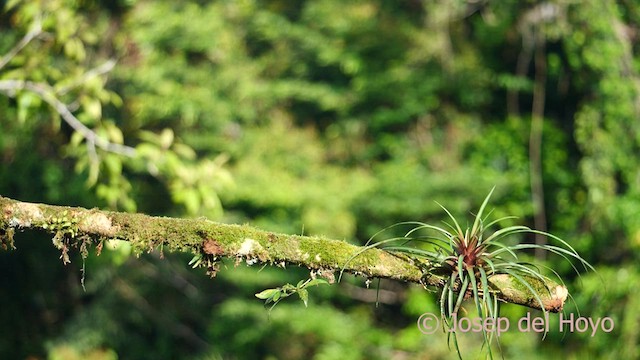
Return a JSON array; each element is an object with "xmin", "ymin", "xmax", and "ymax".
[{"xmin": 255, "ymin": 278, "xmax": 329, "ymax": 311}]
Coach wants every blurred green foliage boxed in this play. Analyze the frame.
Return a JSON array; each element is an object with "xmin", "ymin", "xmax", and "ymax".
[{"xmin": 1, "ymin": 0, "xmax": 639, "ymax": 359}]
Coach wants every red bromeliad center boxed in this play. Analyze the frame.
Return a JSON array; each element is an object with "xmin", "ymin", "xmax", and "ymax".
[{"xmin": 448, "ymin": 234, "xmax": 488, "ymax": 271}]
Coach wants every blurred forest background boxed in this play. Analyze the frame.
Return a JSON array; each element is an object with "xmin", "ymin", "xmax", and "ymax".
[{"xmin": 1, "ymin": 0, "xmax": 639, "ymax": 359}]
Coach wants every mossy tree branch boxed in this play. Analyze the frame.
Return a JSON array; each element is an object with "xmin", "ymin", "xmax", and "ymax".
[{"xmin": 0, "ymin": 195, "xmax": 568, "ymax": 312}]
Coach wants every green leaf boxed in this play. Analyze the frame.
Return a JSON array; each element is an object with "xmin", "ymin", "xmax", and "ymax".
[
  {"xmin": 471, "ymin": 186, "xmax": 494, "ymax": 236},
  {"xmin": 305, "ymin": 278, "xmax": 329, "ymax": 287},
  {"xmin": 103, "ymin": 154, "xmax": 122, "ymax": 176},
  {"xmin": 179, "ymin": 189, "xmax": 200, "ymax": 215},
  {"xmin": 68, "ymin": 37, "xmax": 86, "ymax": 61},
  {"xmin": 298, "ymin": 288, "xmax": 309, "ymax": 307},
  {"xmin": 86, "ymin": 161, "xmax": 100, "ymax": 187},
  {"xmin": 17, "ymin": 92, "xmax": 40, "ymax": 124},
  {"xmin": 82, "ymin": 97, "xmax": 102, "ymax": 120},
  {"xmin": 188, "ymin": 254, "xmax": 202, "ymax": 268},
  {"xmin": 255, "ymin": 288, "xmax": 279, "ymax": 300},
  {"xmin": 173, "ymin": 143, "xmax": 196, "ymax": 160},
  {"xmin": 6, "ymin": 0, "xmax": 22, "ymax": 11},
  {"xmin": 138, "ymin": 130, "xmax": 160, "ymax": 144},
  {"xmin": 105, "ymin": 122, "xmax": 124, "ymax": 144},
  {"xmin": 159, "ymin": 128, "xmax": 174, "ymax": 149},
  {"xmin": 135, "ymin": 143, "xmax": 161, "ymax": 158}
]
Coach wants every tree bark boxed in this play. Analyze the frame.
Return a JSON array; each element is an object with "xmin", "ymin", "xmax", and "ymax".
[{"xmin": 0, "ymin": 195, "xmax": 568, "ymax": 312}]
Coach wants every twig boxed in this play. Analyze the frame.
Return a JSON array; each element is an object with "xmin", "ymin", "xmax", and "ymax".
[
  {"xmin": 56, "ymin": 59, "xmax": 118, "ymax": 96},
  {"xmin": 0, "ymin": 79, "xmax": 136, "ymax": 157},
  {"xmin": 0, "ymin": 19, "xmax": 43, "ymax": 70}
]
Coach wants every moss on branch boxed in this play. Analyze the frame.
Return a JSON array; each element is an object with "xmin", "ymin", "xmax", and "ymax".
[{"xmin": 0, "ymin": 195, "xmax": 567, "ymax": 312}]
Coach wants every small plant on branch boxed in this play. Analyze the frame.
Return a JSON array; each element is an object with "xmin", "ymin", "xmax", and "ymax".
[
  {"xmin": 255, "ymin": 278, "xmax": 329, "ymax": 312},
  {"xmin": 344, "ymin": 187, "xmax": 594, "ymax": 359}
]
